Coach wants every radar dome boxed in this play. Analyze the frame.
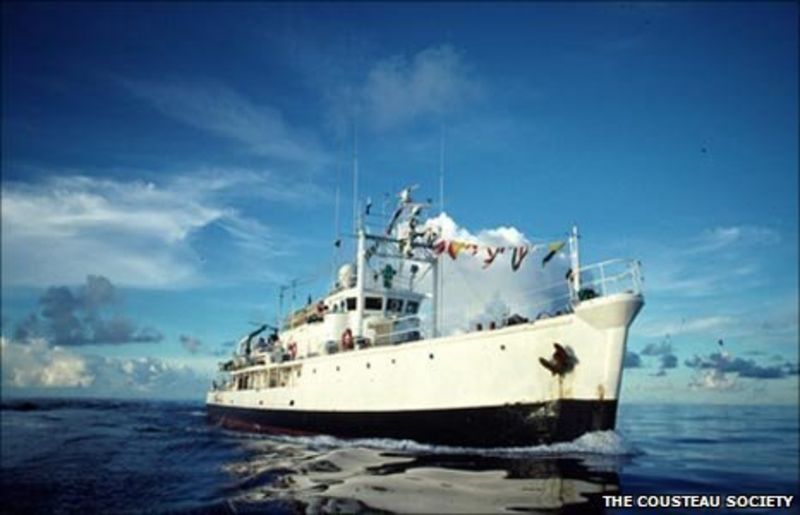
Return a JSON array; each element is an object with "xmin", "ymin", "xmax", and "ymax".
[{"xmin": 338, "ymin": 264, "xmax": 356, "ymax": 288}]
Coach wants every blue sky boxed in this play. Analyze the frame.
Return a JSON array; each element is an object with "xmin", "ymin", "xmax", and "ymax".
[{"xmin": 1, "ymin": 2, "xmax": 797, "ymax": 403}]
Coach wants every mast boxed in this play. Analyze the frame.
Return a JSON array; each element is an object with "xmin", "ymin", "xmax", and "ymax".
[
  {"xmin": 570, "ymin": 225, "xmax": 581, "ymax": 297},
  {"xmin": 354, "ymin": 227, "xmax": 366, "ymax": 337},
  {"xmin": 277, "ymin": 287, "xmax": 284, "ymax": 330},
  {"xmin": 432, "ymin": 257, "xmax": 440, "ymax": 337}
]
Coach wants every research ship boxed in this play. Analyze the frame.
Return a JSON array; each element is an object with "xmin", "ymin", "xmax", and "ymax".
[{"xmin": 206, "ymin": 188, "xmax": 644, "ymax": 447}]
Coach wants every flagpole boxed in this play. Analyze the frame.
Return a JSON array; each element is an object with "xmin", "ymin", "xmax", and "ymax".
[{"xmin": 436, "ymin": 122, "xmax": 446, "ymax": 338}]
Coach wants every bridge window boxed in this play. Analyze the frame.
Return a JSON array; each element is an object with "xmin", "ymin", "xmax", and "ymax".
[
  {"xmin": 365, "ymin": 297, "xmax": 383, "ymax": 310},
  {"xmin": 346, "ymin": 298, "xmax": 356, "ymax": 311},
  {"xmin": 406, "ymin": 301, "xmax": 419, "ymax": 314},
  {"xmin": 387, "ymin": 298, "xmax": 404, "ymax": 313}
]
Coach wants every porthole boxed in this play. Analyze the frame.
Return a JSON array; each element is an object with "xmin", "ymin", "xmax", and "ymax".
[
  {"xmin": 429, "ymin": 353, "xmax": 434, "ymax": 360},
  {"xmin": 336, "ymin": 366, "xmax": 340, "ymax": 372},
  {"xmin": 500, "ymin": 345, "xmax": 506, "ymax": 351},
  {"xmin": 391, "ymin": 359, "xmax": 396, "ymax": 365},
  {"xmin": 366, "ymin": 362, "xmax": 371, "ymax": 369},
  {"xmin": 289, "ymin": 400, "xmax": 295, "ymax": 406}
]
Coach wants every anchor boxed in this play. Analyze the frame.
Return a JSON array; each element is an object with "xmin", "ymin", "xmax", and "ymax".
[{"xmin": 539, "ymin": 342, "xmax": 577, "ymax": 376}]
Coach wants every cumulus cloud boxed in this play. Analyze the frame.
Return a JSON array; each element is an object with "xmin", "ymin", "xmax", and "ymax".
[
  {"xmin": 1, "ymin": 171, "xmax": 310, "ymax": 288},
  {"xmin": 641, "ymin": 340, "xmax": 672, "ymax": 356},
  {"xmin": 120, "ymin": 79, "xmax": 329, "ymax": 165},
  {"xmin": 1, "ymin": 338, "xmax": 93, "ymax": 388},
  {"xmin": 362, "ymin": 45, "xmax": 481, "ymax": 130},
  {"xmin": 685, "ymin": 350, "xmax": 798, "ymax": 391},
  {"xmin": 685, "ymin": 351, "xmax": 789, "ymax": 379},
  {"xmin": 660, "ymin": 353, "xmax": 678, "ymax": 369},
  {"xmin": 624, "ymin": 351, "xmax": 642, "ymax": 368},
  {"xmin": 636, "ymin": 336, "xmax": 679, "ymax": 376},
  {"xmin": 14, "ymin": 275, "xmax": 162, "ymax": 346},
  {"xmin": 421, "ymin": 213, "xmax": 571, "ymax": 335},
  {"xmin": 689, "ymin": 368, "xmax": 739, "ymax": 391},
  {"xmin": 1, "ymin": 337, "xmax": 208, "ymax": 398}
]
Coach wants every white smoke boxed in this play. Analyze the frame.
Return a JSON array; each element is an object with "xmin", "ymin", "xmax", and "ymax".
[{"xmin": 421, "ymin": 214, "xmax": 571, "ymax": 336}]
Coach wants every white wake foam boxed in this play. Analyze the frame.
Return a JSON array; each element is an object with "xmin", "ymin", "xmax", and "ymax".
[{"xmin": 265, "ymin": 430, "xmax": 637, "ymax": 457}]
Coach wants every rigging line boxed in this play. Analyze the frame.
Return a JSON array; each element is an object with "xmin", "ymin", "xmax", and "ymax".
[
  {"xmin": 414, "ymin": 261, "xmax": 434, "ymax": 283},
  {"xmin": 332, "ymin": 139, "xmax": 343, "ymax": 284},
  {"xmin": 282, "ymin": 259, "xmax": 338, "ymax": 291}
]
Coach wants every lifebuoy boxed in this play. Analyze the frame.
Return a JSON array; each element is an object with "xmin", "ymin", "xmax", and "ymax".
[{"xmin": 341, "ymin": 328, "xmax": 354, "ymax": 351}]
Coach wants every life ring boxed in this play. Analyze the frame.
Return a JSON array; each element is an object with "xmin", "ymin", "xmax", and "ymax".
[
  {"xmin": 341, "ymin": 328, "xmax": 354, "ymax": 351},
  {"xmin": 288, "ymin": 342, "xmax": 297, "ymax": 359}
]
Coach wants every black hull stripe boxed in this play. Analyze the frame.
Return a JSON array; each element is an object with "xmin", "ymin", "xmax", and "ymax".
[{"xmin": 207, "ymin": 400, "xmax": 618, "ymax": 447}]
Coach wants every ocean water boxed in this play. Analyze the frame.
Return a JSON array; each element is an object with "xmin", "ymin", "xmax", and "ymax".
[{"xmin": 1, "ymin": 400, "xmax": 797, "ymax": 514}]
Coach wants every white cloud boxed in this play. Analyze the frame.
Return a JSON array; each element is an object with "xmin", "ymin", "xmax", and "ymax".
[
  {"xmin": 1, "ymin": 171, "xmax": 313, "ymax": 288},
  {"xmin": 94, "ymin": 355, "xmax": 206, "ymax": 395},
  {"xmin": 1, "ymin": 338, "xmax": 93, "ymax": 388},
  {"xmin": 638, "ymin": 224, "xmax": 781, "ymax": 298},
  {"xmin": 1, "ymin": 337, "xmax": 209, "ymax": 398},
  {"xmin": 120, "ymin": 79, "xmax": 329, "ymax": 165},
  {"xmin": 690, "ymin": 226, "xmax": 781, "ymax": 254},
  {"xmin": 689, "ymin": 369, "xmax": 739, "ymax": 391},
  {"xmin": 362, "ymin": 45, "xmax": 481, "ymax": 130},
  {"xmin": 170, "ymin": 167, "xmax": 328, "ymax": 206},
  {"xmin": 2, "ymin": 177, "xmax": 212, "ymax": 288}
]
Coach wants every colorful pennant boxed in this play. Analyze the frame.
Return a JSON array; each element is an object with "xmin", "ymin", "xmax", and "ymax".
[
  {"xmin": 483, "ymin": 247, "xmax": 505, "ymax": 268},
  {"xmin": 541, "ymin": 241, "xmax": 566, "ymax": 266},
  {"xmin": 432, "ymin": 239, "xmax": 567, "ymax": 271},
  {"xmin": 511, "ymin": 246, "xmax": 529, "ymax": 271}
]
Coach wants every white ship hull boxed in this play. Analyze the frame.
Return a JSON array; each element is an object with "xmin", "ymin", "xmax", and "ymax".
[{"xmin": 206, "ymin": 292, "xmax": 643, "ymax": 446}]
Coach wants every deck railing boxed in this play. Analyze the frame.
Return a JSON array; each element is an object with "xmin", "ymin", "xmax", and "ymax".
[{"xmin": 577, "ymin": 259, "xmax": 643, "ymax": 300}]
